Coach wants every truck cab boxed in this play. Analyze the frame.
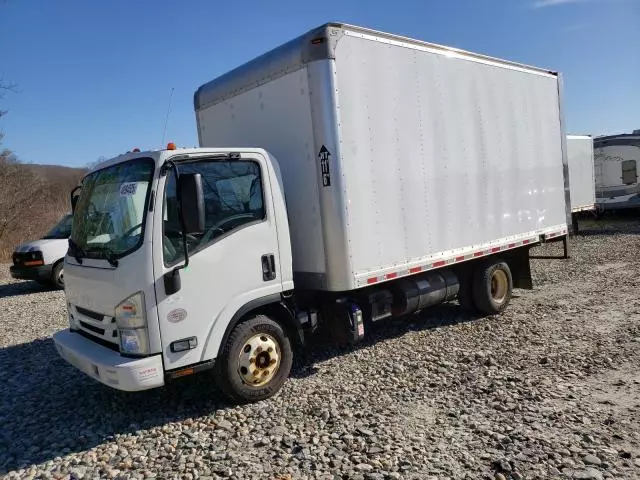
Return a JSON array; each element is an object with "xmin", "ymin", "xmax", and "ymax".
[{"xmin": 54, "ymin": 147, "xmax": 297, "ymax": 399}]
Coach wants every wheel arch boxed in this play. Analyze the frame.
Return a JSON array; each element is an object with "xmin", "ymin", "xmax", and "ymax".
[{"xmin": 215, "ymin": 294, "xmax": 304, "ymax": 359}]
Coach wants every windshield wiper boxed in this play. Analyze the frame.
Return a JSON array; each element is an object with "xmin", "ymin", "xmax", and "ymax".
[
  {"xmin": 88, "ymin": 247, "xmax": 120, "ymax": 268},
  {"xmin": 68, "ymin": 239, "xmax": 85, "ymax": 264}
]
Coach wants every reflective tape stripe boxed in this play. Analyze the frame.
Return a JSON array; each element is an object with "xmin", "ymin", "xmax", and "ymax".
[{"xmin": 359, "ymin": 230, "xmax": 561, "ymax": 287}]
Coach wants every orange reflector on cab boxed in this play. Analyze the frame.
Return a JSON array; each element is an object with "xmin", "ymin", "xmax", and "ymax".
[
  {"xmin": 167, "ymin": 142, "xmax": 177, "ymax": 150},
  {"xmin": 173, "ymin": 367, "xmax": 194, "ymax": 378}
]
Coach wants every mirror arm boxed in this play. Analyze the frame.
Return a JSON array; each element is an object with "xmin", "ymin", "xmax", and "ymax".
[
  {"xmin": 70, "ymin": 185, "xmax": 82, "ymax": 212},
  {"xmin": 162, "ymin": 161, "xmax": 192, "ymax": 296},
  {"xmin": 164, "ymin": 160, "xmax": 190, "ymax": 272}
]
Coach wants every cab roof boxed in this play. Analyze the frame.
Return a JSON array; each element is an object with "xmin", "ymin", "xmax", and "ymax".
[{"xmin": 87, "ymin": 147, "xmax": 271, "ymax": 175}]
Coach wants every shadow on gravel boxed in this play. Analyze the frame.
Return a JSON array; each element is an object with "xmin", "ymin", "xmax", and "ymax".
[
  {"xmin": 291, "ymin": 303, "xmax": 482, "ymax": 379},
  {"xmin": 0, "ymin": 280, "xmax": 53, "ymax": 299},
  {"xmin": 579, "ymin": 227, "xmax": 640, "ymax": 236},
  {"xmin": 576, "ymin": 212, "xmax": 640, "ymax": 236},
  {"xmin": 0, "ymin": 304, "xmax": 481, "ymax": 473}
]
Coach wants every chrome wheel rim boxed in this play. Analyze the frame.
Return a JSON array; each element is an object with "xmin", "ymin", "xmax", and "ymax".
[
  {"xmin": 237, "ymin": 333, "xmax": 281, "ymax": 387},
  {"xmin": 490, "ymin": 269, "xmax": 508, "ymax": 303}
]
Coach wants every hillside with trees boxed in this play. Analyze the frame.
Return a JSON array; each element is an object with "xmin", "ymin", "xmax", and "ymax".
[
  {"xmin": 0, "ymin": 80, "xmax": 85, "ymax": 260},
  {"xmin": 0, "ymin": 156, "xmax": 85, "ymax": 260}
]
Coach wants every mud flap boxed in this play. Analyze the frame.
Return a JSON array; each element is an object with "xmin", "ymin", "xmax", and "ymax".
[{"xmin": 507, "ymin": 247, "xmax": 533, "ymax": 290}]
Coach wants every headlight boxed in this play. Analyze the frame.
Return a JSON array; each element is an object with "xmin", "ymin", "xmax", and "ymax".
[
  {"xmin": 116, "ymin": 292, "xmax": 146, "ymax": 328},
  {"xmin": 115, "ymin": 292, "xmax": 149, "ymax": 355},
  {"xmin": 119, "ymin": 329, "xmax": 150, "ymax": 355}
]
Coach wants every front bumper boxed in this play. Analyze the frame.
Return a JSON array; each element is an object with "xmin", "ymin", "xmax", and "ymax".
[
  {"xmin": 53, "ymin": 329, "xmax": 164, "ymax": 392},
  {"xmin": 10, "ymin": 264, "xmax": 52, "ymax": 282}
]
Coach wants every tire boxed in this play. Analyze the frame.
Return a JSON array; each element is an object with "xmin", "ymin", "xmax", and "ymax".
[
  {"xmin": 472, "ymin": 259, "xmax": 513, "ymax": 315},
  {"xmin": 52, "ymin": 262, "xmax": 64, "ymax": 290},
  {"xmin": 214, "ymin": 315, "xmax": 293, "ymax": 403}
]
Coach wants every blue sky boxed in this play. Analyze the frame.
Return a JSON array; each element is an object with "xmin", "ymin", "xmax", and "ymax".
[{"xmin": 1, "ymin": 0, "xmax": 638, "ymax": 167}]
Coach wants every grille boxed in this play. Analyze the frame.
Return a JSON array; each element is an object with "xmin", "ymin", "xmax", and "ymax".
[
  {"xmin": 77, "ymin": 330, "xmax": 119, "ymax": 352},
  {"xmin": 12, "ymin": 251, "xmax": 44, "ymax": 267},
  {"xmin": 79, "ymin": 321, "xmax": 105, "ymax": 335},
  {"xmin": 75, "ymin": 306, "xmax": 104, "ymax": 321},
  {"xmin": 72, "ymin": 304, "xmax": 118, "ymax": 346}
]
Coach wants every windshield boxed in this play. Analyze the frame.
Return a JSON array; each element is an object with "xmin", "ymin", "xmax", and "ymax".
[
  {"xmin": 71, "ymin": 158, "xmax": 154, "ymax": 260},
  {"xmin": 43, "ymin": 213, "xmax": 73, "ymax": 239}
]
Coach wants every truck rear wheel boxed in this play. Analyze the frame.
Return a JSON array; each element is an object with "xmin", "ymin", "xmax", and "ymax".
[
  {"xmin": 214, "ymin": 315, "xmax": 293, "ymax": 403},
  {"xmin": 472, "ymin": 259, "xmax": 513, "ymax": 314}
]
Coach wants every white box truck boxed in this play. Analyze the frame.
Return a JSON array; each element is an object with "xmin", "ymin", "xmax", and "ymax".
[
  {"xmin": 53, "ymin": 23, "xmax": 570, "ymax": 402},
  {"xmin": 566, "ymin": 135, "xmax": 596, "ymax": 234},
  {"xmin": 567, "ymin": 136, "xmax": 596, "ymax": 214}
]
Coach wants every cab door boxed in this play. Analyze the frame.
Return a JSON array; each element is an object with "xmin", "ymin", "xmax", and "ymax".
[{"xmin": 153, "ymin": 153, "xmax": 284, "ymax": 371}]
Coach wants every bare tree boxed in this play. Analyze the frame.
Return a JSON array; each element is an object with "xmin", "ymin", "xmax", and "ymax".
[
  {"xmin": 0, "ymin": 155, "xmax": 47, "ymax": 241},
  {"xmin": 0, "ymin": 77, "xmax": 17, "ymax": 127}
]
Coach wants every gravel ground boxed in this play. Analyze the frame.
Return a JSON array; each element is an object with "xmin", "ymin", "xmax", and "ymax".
[{"xmin": 1, "ymin": 217, "xmax": 639, "ymax": 480}]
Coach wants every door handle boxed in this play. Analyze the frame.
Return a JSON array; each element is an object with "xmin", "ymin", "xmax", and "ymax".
[{"xmin": 261, "ymin": 254, "xmax": 276, "ymax": 281}]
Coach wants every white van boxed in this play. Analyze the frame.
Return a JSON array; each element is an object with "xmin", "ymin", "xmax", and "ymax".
[{"xmin": 10, "ymin": 213, "xmax": 72, "ymax": 289}]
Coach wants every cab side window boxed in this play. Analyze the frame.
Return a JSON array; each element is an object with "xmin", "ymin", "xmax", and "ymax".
[{"xmin": 163, "ymin": 160, "xmax": 265, "ymax": 265}]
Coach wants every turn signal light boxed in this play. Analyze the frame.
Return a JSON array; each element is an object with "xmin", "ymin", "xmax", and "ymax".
[
  {"xmin": 172, "ymin": 368, "xmax": 194, "ymax": 378},
  {"xmin": 24, "ymin": 260, "xmax": 44, "ymax": 266}
]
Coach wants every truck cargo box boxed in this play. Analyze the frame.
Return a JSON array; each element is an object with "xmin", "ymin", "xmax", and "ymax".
[
  {"xmin": 567, "ymin": 135, "xmax": 596, "ymax": 213},
  {"xmin": 195, "ymin": 23, "xmax": 569, "ymax": 292}
]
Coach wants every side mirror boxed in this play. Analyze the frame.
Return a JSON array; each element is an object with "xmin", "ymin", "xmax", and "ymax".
[
  {"xmin": 177, "ymin": 173, "xmax": 205, "ymax": 234},
  {"xmin": 70, "ymin": 185, "xmax": 81, "ymax": 212}
]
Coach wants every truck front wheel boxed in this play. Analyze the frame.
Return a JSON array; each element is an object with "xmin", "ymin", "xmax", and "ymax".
[
  {"xmin": 472, "ymin": 259, "xmax": 513, "ymax": 315},
  {"xmin": 214, "ymin": 315, "xmax": 293, "ymax": 403}
]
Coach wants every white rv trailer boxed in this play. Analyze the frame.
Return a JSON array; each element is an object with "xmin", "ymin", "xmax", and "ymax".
[
  {"xmin": 594, "ymin": 131, "xmax": 640, "ymax": 211},
  {"xmin": 567, "ymin": 136, "xmax": 596, "ymax": 214},
  {"xmin": 54, "ymin": 23, "xmax": 570, "ymax": 403}
]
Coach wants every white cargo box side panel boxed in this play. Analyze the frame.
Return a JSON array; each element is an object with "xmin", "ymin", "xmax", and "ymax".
[
  {"xmin": 567, "ymin": 136, "xmax": 596, "ymax": 212},
  {"xmin": 196, "ymin": 69, "xmax": 326, "ymax": 278},
  {"xmin": 334, "ymin": 31, "xmax": 567, "ymax": 279}
]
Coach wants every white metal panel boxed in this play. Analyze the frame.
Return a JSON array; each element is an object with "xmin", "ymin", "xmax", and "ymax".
[
  {"xmin": 594, "ymin": 144, "xmax": 640, "ymax": 208},
  {"xmin": 594, "ymin": 145, "xmax": 640, "ymax": 188},
  {"xmin": 566, "ymin": 136, "xmax": 596, "ymax": 212},
  {"xmin": 333, "ymin": 33, "xmax": 567, "ymax": 278},
  {"xmin": 196, "ymin": 69, "xmax": 326, "ymax": 279}
]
